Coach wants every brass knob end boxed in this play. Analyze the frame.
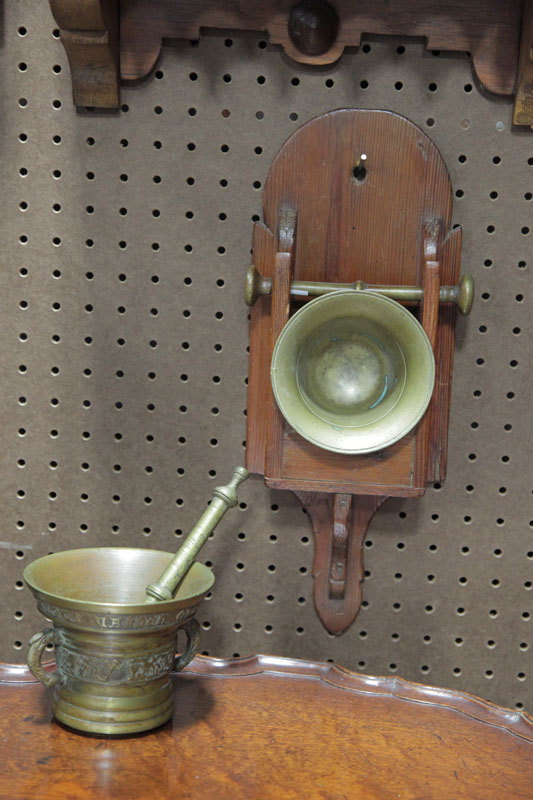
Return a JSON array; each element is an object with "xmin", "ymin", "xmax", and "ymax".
[
  {"xmin": 245, "ymin": 265, "xmax": 272, "ymax": 306},
  {"xmin": 457, "ymin": 274, "xmax": 474, "ymax": 316},
  {"xmin": 213, "ymin": 466, "xmax": 250, "ymax": 508}
]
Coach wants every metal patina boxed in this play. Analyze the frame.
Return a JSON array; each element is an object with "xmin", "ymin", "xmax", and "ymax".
[
  {"xmin": 25, "ymin": 549, "xmax": 209, "ymax": 735},
  {"xmin": 25, "ymin": 468, "xmax": 249, "ymax": 735},
  {"xmin": 271, "ymin": 290, "xmax": 435, "ymax": 454},
  {"xmin": 145, "ymin": 466, "xmax": 249, "ymax": 602}
]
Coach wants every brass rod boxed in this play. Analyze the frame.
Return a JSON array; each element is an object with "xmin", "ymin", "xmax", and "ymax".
[
  {"xmin": 145, "ymin": 466, "xmax": 249, "ymax": 603},
  {"xmin": 245, "ymin": 266, "xmax": 474, "ymax": 315}
]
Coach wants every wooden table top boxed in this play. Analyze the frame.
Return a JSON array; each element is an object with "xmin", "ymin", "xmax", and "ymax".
[{"xmin": 3, "ymin": 654, "xmax": 533, "ymax": 799}]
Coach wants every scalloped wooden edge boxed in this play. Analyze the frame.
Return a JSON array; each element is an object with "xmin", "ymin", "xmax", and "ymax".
[
  {"xmin": 49, "ymin": 0, "xmax": 533, "ymax": 125},
  {"xmin": 3, "ymin": 653, "xmax": 532, "ymax": 742}
]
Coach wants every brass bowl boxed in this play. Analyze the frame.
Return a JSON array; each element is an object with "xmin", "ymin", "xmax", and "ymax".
[{"xmin": 271, "ymin": 290, "xmax": 435, "ymax": 454}]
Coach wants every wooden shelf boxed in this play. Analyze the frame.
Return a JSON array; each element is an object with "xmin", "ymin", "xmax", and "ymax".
[{"xmin": 50, "ymin": 0, "xmax": 533, "ymax": 128}]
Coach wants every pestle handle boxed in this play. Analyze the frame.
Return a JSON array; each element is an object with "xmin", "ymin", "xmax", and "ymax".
[{"xmin": 145, "ymin": 466, "xmax": 249, "ymax": 603}]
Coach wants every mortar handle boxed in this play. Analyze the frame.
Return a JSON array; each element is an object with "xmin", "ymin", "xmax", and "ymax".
[
  {"xmin": 27, "ymin": 628, "xmax": 62, "ymax": 688},
  {"xmin": 173, "ymin": 619, "xmax": 201, "ymax": 673}
]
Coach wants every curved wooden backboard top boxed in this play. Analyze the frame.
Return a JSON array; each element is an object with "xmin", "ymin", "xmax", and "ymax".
[{"xmin": 261, "ymin": 108, "xmax": 454, "ymax": 287}]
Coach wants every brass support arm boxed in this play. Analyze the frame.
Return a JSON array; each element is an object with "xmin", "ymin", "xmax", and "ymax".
[{"xmin": 245, "ymin": 265, "xmax": 474, "ymax": 315}]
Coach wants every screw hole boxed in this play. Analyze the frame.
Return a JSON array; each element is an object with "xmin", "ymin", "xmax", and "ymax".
[{"xmin": 352, "ymin": 163, "xmax": 367, "ymax": 183}]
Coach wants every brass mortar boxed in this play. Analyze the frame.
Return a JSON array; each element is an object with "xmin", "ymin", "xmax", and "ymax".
[{"xmin": 25, "ymin": 467, "xmax": 248, "ymax": 735}]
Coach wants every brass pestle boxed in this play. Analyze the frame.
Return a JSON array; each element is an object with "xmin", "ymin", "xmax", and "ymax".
[{"xmin": 145, "ymin": 466, "xmax": 249, "ymax": 603}]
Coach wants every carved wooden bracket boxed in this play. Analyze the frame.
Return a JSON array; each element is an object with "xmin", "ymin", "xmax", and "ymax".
[
  {"xmin": 49, "ymin": 0, "xmax": 119, "ymax": 108},
  {"xmin": 50, "ymin": 0, "xmax": 533, "ymax": 128},
  {"xmin": 294, "ymin": 492, "xmax": 387, "ymax": 635}
]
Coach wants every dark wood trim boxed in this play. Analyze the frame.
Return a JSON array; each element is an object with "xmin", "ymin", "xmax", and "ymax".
[
  {"xmin": 513, "ymin": 0, "xmax": 533, "ymax": 127},
  {"xmin": 295, "ymin": 491, "xmax": 387, "ymax": 634},
  {"xmin": 52, "ymin": 0, "xmax": 533, "ymax": 126},
  {"xmin": 49, "ymin": 0, "xmax": 120, "ymax": 108},
  {"xmin": 120, "ymin": 0, "xmax": 522, "ymax": 98},
  {"xmin": 264, "ymin": 476, "xmax": 425, "ymax": 497}
]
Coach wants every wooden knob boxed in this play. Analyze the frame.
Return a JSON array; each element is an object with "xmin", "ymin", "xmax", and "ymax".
[{"xmin": 288, "ymin": 0, "xmax": 339, "ymax": 56}]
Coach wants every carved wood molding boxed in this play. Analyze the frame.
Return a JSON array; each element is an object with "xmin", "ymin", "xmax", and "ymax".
[
  {"xmin": 120, "ymin": 0, "xmax": 521, "ymax": 92},
  {"xmin": 51, "ymin": 0, "xmax": 533, "ymax": 126}
]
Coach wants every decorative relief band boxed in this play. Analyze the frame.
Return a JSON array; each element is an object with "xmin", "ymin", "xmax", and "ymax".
[
  {"xmin": 38, "ymin": 601, "xmax": 199, "ymax": 631},
  {"xmin": 56, "ymin": 646, "xmax": 176, "ymax": 684}
]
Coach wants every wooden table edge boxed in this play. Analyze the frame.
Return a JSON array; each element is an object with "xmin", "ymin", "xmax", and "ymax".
[{"xmin": 3, "ymin": 653, "xmax": 532, "ymax": 743}]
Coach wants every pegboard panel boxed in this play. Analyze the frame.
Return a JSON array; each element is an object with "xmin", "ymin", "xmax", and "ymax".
[{"xmin": 1, "ymin": 2, "xmax": 531, "ymax": 712}]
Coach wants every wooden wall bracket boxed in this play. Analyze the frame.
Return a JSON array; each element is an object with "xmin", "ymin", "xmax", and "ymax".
[
  {"xmin": 246, "ymin": 109, "xmax": 463, "ymax": 635},
  {"xmin": 119, "ymin": 0, "xmax": 522, "ymax": 90},
  {"xmin": 49, "ymin": 0, "xmax": 119, "ymax": 109},
  {"xmin": 294, "ymin": 492, "xmax": 387, "ymax": 635},
  {"xmin": 51, "ymin": 0, "xmax": 533, "ymax": 127}
]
